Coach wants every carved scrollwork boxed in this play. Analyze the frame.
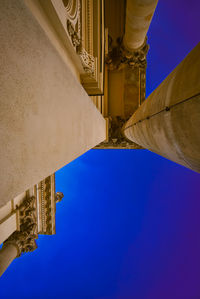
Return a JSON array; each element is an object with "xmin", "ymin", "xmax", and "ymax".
[
  {"xmin": 77, "ymin": 46, "xmax": 95, "ymax": 75},
  {"xmin": 65, "ymin": 0, "xmax": 96, "ymax": 77},
  {"xmin": 63, "ymin": 0, "xmax": 79, "ymax": 21},
  {"xmin": 4, "ymin": 196, "xmax": 38, "ymax": 257},
  {"xmin": 65, "ymin": 0, "xmax": 81, "ymax": 48},
  {"xmin": 44, "ymin": 177, "xmax": 52, "ymax": 234},
  {"xmin": 67, "ymin": 19, "xmax": 81, "ymax": 50},
  {"xmin": 40, "ymin": 176, "xmax": 54, "ymax": 235}
]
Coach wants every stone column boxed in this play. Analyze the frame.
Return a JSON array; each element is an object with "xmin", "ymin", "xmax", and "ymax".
[
  {"xmin": 0, "ymin": 243, "xmax": 19, "ymax": 277},
  {"xmin": 124, "ymin": 43, "xmax": 200, "ymax": 173},
  {"xmin": 123, "ymin": 0, "xmax": 158, "ymax": 51}
]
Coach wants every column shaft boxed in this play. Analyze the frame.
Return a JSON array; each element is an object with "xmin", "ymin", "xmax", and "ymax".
[
  {"xmin": 124, "ymin": 43, "xmax": 200, "ymax": 172},
  {"xmin": 124, "ymin": 0, "xmax": 158, "ymax": 51},
  {"xmin": 0, "ymin": 244, "xmax": 18, "ymax": 277}
]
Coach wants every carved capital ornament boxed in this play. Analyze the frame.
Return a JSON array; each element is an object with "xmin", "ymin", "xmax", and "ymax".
[
  {"xmin": 3, "ymin": 196, "xmax": 38, "ymax": 257},
  {"xmin": 106, "ymin": 37, "xmax": 149, "ymax": 70},
  {"xmin": 95, "ymin": 116, "xmax": 143, "ymax": 149}
]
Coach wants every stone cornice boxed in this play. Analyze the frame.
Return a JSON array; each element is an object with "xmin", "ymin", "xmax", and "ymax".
[{"xmin": 40, "ymin": 176, "xmax": 55, "ymax": 235}]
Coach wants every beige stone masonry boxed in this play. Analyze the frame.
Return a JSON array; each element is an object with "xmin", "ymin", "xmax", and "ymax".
[{"xmin": 0, "ymin": 0, "xmax": 106, "ymax": 207}]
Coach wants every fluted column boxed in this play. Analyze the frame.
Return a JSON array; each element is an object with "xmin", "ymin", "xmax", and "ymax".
[
  {"xmin": 123, "ymin": 0, "xmax": 158, "ymax": 51},
  {"xmin": 124, "ymin": 43, "xmax": 200, "ymax": 173},
  {"xmin": 0, "ymin": 243, "xmax": 19, "ymax": 277}
]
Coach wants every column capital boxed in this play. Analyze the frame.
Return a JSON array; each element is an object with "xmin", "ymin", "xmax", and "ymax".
[
  {"xmin": 121, "ymin": 37, "xmax": 149, "ymax": 69},
  {"xmin": 3, "ymin": 196, "xmax": 38, "ymax": 257},
  {"xmin": 95, "ymin": 116, "xmax": 143, "ymax": 149},
  {"xmin": 106, "ymin": 36, "xmax": 149, "ymax": 70}
]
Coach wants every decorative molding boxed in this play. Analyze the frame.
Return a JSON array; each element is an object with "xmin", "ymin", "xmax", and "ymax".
[
  {"xmin": 139, "ymin": 67, "xmax": 146, "ymax": 105},
  {"xmin": 65, "ymin": 0, "xmax": 81, "ymax": 35},
  {"xmin": 43, "ymin": 176, "xmax": 52, "ymax": 234},
  {"xmin": 3, "ymin": 196, "xmax": 38, "ymax": 257},
  {"xmin": 39, "ymin": 176, "xmax": 55, "ymax": 235},
  {"xmin": 85, "ymin": 0, "xmax": 93, "ymax": 54},
  {"xmin": 106, "ymin": 37, "xmax": 149, "ymax": 71},
  {"xmin": 95, "ymin": 116, "xmax": 143, "ymax": 149},
  {"xmin": 65, "ymin": 0, "xmax": 81, "ymax": 51}
]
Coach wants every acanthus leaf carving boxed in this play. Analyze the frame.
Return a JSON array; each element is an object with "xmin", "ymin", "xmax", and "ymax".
[
  {"xmin": 67, "ymin": 19, "xmax": 81, "ymax": 50},
  {"xmin": 77, "ymin": 46, "xmax": 95, "ymax": 75},
  {"xmin": 65, "ymin": 1, "xmax": 96, "ymax": 78},
  {"xmin": 3, "ymin": 196, "xmax": 38, "ymax": 257},
  {"xmin": 106, "ymin": 36, "xmax": 149, "ymax": 71}
]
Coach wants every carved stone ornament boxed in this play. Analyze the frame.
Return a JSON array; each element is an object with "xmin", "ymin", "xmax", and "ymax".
[
  {"xmin": 65, "ymin": 0, "xmax": 81, "ymax": 50},
  {"xmin": 77, "ymin": 46, "xmax": 95, "ymax": 75},
  {"xmin": 65, "ymin": 0, "xmax": 96, "ymax": 77},
  {"xmin": 106, "ymin": 36, "xmax": 149, "ymax": 71},
  {"xmin": 67, "ymin": 20, "xmax": 95, "ymax": 76},
  {"xmin": 95, "ymin": 116, "xmax": 143, "ymax": 149},
  {"xmin": 3, "ymin": 196, "xmax": 38, "ymax": 257},
  {"xmin": 55, "ymin": 192, "xmax": 64, "ymax": 203},
  {"xmin": 67, "ymin": 19, "xmax": 81, "ymax": 50}
]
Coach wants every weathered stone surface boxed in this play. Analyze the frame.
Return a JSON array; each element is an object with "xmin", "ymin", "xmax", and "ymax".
[
  {"xmin": 0, "ymin": 0, "xmax": 106, "ymax": 207},
  {"xmin": 124, "ymin": 43, "xmax": 200, "ymax": 172}
]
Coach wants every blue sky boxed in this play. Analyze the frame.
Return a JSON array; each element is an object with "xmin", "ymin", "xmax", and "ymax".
[{"xmin": 1, "ymin": 1, "xmax": 200, "ymax": 298}]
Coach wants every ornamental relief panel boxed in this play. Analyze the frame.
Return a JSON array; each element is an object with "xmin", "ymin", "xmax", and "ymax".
[
  {"xmin": 63, "ymin": 0, "xmax": 96, "ymax": 78},
  {"xmin": 63, "ymin": 0, "xmax": 81, "ymax": 48},
  {"xmin": 48, "ymin": 0, "xmax": 104, "ymax": 94}
]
